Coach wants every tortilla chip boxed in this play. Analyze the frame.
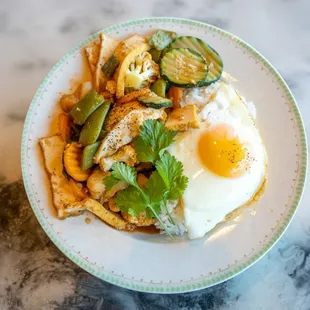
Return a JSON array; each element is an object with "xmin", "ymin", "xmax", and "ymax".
[
  {"xmin": 39, "ymin": 135, "xmax": 86, "ymax": 218},
  {"xmin": 94, "ymin": 33, "xmax": 120, "ymax": 92},
  {"xmin": 66, "ymin": 198, "xmax": 135, "ymax": 231},
  {"xmin": 84, "ymin": 39, "xmax": 100, "ymax": 74}
]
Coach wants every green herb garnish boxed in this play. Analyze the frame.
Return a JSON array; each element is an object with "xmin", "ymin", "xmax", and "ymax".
[
  {"xmin": 104, "ymin": 120, "xmax": 188, "ymax": 236},
  {"xmin": 133, "ymin": 119, "xmax": 177, "ymax": 163}
]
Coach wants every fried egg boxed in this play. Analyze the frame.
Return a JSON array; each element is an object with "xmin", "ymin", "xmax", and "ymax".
[{"xmin": 169, "ymin": 82, "xmax": 267, "ymax": 239}]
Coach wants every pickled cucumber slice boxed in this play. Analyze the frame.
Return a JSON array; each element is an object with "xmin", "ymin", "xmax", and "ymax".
[
  {"xmin": 160, "ymin": 48, "xmax": 208, "ymax": 87},
  {"xmin": 169, "ymin": 36, "xmax": 223, "ymax": 85}
]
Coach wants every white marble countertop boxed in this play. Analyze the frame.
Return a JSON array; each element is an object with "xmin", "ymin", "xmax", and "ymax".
[{"xmin": 1, "ymin": 0, "xmax": 310, "ymax": 309}]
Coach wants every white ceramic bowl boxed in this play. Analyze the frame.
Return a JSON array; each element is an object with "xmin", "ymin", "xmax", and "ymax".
[{"xmin": 21, "ymin": 17, "xmax": 307, "ymax": 293}]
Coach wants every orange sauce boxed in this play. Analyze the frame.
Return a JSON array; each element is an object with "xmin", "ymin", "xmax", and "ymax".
[
  {"xmin": 133, "ymin": 225, "xmax": 160, "ymax": 235},
  {"xmin": 85, "ymin": 217, "xmax": 92, "ymax": 224}
]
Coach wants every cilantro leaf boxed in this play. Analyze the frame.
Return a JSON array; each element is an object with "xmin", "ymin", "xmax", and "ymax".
[
  {"xmin": 168, "ymin": 175, "xmax": 189, "ymax": 200},
  {"xmin": 105, "ymin": 120, "xmax": 189, "ymax": 238},
  {"xmin": 157, "ymin": 130, "xmax": 177, "ymax": 157},
  {"xmin": 155, "ymin": 153, "xmax": 183, "ymax": 188},
  {"xmin": 148, "ymin": 202, "xmax": 161, "ymax": 219},
  {"xmin": 114, "ymin": 187, "xmax": 147, "ymax": 217},
  {"xmin": 103, "ymin": 176, "xmax": 120, "ymax": 191},
  {"xmin": 134, "ymin": 120, "xmax": 177, "ymax": 163},
  {"xmin": 139, "ymin": 119, "xmax": 161, "ymax": 149},
  {"xmin": 144, "ymin": 171, "xmax": 167, "ymax": 203},
  {"xmin": 103, "ymin": 162, "xmax": 138, "ymax": 190},
  {"xmin": 155, "ymin": 152, "xmax": 189, "ymax": 200},
  {"xmin": 111, "ymin": 162, "xmax": 138, "ymax": 187},
  {"xmin": 133, "ymin": 136, "xmax": 156, "ymax": 163},
  {"xmin": 145, "ymin": 208, "xmax": 154, "ymax": 219}
]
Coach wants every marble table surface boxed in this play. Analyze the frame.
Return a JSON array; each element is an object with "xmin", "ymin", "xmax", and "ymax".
[{"xmin": 1, "ymin": 0, "xmax": 310, "ymax": 309}]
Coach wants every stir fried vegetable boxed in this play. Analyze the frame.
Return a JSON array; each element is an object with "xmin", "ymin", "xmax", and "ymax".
[
  {"xmin": 64, "ymin": 143, "xmax": 92, "ymax": 181},
  {"xmin": 138, "ymin": 93, "xmax": 172, "ymax": 109},
  {"xmin": 167, "ymin": 86, "xmax": 183, "ymax": 108},
  {"xmin": 70, "ymin": 89, "xmax": 104, "ymax": 125},
  {"xmin": 79, "ymin": 101, "xmax": 111, "ymax": 146},
  {"xmin": 125, "ymin": 52, "xmax": 159, "ymax": 92},
  {"xmin": 148, "ymin": 48, "xmax": 162, "ymax": 63},
  {"xmin": 40, "ymin": 28, "xmax": 225, "ymax": 235},
  {"xmin": 150, "ymin": 78, "xmax": 167, "ymax": 98},
  {"xmin": 169, "ymin": 36, "xmax": 223, "ymax": 85},
  {"xmin": 102, "ymin": 54, "xmax": 120, "ymax": 79},
  {"xmin": 81, "ymin": 141, "xmax": 100, "ymax": 171},
  {"xmin": 148, "ymin": 29, "xmax": 177, "ymax": 50},
  {"xmin": 115, "ymin": 43, "xmax": 150, "ymax": 99},
  {"xmin": 160, "ymin": 48, "xmax": 208, "ymax": 87}
]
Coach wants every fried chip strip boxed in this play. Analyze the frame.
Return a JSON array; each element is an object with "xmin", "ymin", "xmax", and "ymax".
[
  {"xmin": 39, "ymin": 135, "xmax": 86, "ymax": 218},
  {"xmin": 94, "ymin": 33, "xmax": 119, "ymax": 92},
  {"xmin": 84, "ymin": 40, "xmax": 100, "ymax": 74},
  {"xmin": 64, "ymin": 198, "xmax": 135, "ymax": 231}
]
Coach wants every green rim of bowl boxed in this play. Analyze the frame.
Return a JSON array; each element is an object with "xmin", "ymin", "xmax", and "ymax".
[{"xmin": 21, "ymin": 17, "xmax": 308, "ymax": 293}]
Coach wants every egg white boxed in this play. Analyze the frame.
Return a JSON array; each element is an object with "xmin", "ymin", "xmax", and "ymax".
[{"xmin": 169, "ymin": 82, "xmax": 267, "ymax": 239}]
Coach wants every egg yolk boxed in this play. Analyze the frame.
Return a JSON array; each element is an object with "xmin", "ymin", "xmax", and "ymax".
[{"xmin": 198, "ymin": 124, "xmax": 252, "ymax": 178}]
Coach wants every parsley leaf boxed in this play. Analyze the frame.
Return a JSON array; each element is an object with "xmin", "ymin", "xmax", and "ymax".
[
  {"xmin": 133, "ymin": 120, "xmax": 177, "ymax": 163},
  {"xmin": 103, "ymin": 162, "xmax": 138, "ymax": 190}
]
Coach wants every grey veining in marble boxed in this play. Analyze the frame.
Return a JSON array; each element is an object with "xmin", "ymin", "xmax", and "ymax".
[{"xmin": 0, "ymin": 0, "xmax": 310, "ymax": 309}]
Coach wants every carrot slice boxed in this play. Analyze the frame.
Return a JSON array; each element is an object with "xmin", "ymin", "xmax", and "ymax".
[
  {"xmin": 167, "ymin": 86, "xmax": 183, "ymax": 108},
  {"xmin": 58, "ymin": 113, "xmax": 71, "ymax": 142}
]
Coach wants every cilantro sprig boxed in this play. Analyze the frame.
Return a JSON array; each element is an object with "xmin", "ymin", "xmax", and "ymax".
[
  {"xmin": 104, "ymin": 162, "xmax": 170, "ymax": 235},
  {"xmin": 103, "ymin": 120, "xmax": 188, "ymax": 236},
  {"xmin": 133, "ymin": 120, "xmax": 177, "ymax": 163}
]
